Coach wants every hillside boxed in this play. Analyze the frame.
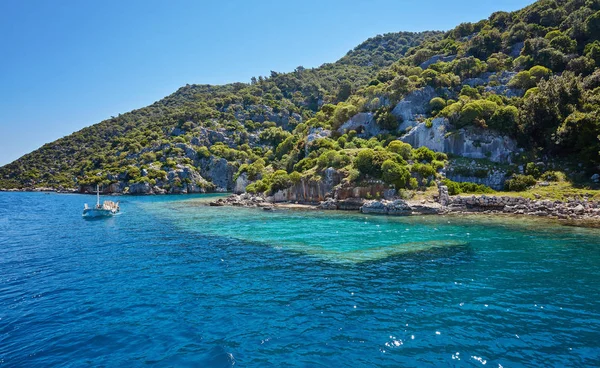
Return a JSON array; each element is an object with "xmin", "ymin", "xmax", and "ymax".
[
  {"xmin": 1, "ymin": 0, "xmax": 600, "ymax": 199},
  {"xmin": 0, "ymin": 31, "xmax": 440, "ymax": 192}
]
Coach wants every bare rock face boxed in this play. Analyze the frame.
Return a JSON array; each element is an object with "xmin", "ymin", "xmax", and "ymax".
[
  {"xmin": 419, "ymin": 54, "xmax": 456, "ymax": 69},
  {"xmin": 337, "ymin": 112, "xmax": 382, "ymax": 137},
  {"xmin": 271, "ymin": 169, "xmax": 343, "ymax": 203},
  {"xmin": 165, "ymin": 166, "xmax": 214, "ymax": 194},
  {"xmin": 210, "ymin": 193, "xmax": 272, "ymax": 208},
  {"xmin": 127, "ymin": 182, "xmax": 153, "ymax": 194},
  {"xmin": 199, "ymin": 156, "xmax": 236, "ymax": 191},
  {"xmin": 399, "ymin": 118, "xmax": 517, "ymax": 163},
  {"xmin": 391, "ymin": 86, "xmax": 437, "ymax": 123},
  {"xmin": 317, "ymin": 198, "xmax": 338, "ymax": 210},
  {"xmin": 234, "ymin": 173, "xmax": 249, "ymax": 194}
]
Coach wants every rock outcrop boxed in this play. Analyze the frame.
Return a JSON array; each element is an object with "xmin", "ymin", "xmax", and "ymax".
[
  {"xmin": 361, "ymin": 199, "xmax": 413, "ymax": 215},
  {"xmin": 443, "ymin": 194, "xmax": 600, "ymax": 220},
  {"xmin": 305, "ymin": 128, "xmax": 332, "ymax": 155},
  {"xmin": 209, "ymin": 193, "xmax": 274, "ymax": 209},
  {"xmin": 233, "ymin": 173, "xmax": 249, "ymax": 194},
  {"xmin": 391, "ymin": 86, "xmax": 437, "ymax": 123},
  {"xmin": 338, "ymin": 113, "xmax": 382, "ymax": 137},
  {"xmin": 199, "ymin": 157, "xmax": 236, "ymax": 191},
  {"xmin": 399, "ymin": 118, "xmax": 517, "ymax": 163},
  {"xmin": 420, "ymin": 54, "xmax": 457, "ymax": 69}
]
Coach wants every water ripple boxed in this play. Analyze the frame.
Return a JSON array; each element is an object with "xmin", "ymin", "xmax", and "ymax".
[{"xmin": 0, "ymin": 192, "xmax": 599, "ymax": 367}]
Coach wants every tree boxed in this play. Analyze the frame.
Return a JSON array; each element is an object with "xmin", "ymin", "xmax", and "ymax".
[
  {"xmin": 354, "ymin": 149, "xmax": 391, "ymax": 178},
  {"xmin": 585, "ymin": 10, "xmax": 600, "ymax": 40},
  {"xmin": 519, "ymin": 72, "xmax": 584, "ymax": 149},
  {"xmin": 549, "ymin": 35, "xmax": 577, "ymax": 54},
  {"xmin": 337, "ymin": 81, "xmax": 352, "ymax": 102},
  {"xmin": 381, "ymin": 160, "xmax": 411, "ymax": 189},
  {"xmin": 488, "ymin": 106, "xmax": 519, "ymax": 134},
  {"xmin": 554, "ymin": 111, "xmax": 600, "ymax": 163}
]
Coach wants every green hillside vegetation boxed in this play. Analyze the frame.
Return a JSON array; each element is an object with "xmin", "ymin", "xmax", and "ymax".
[
  {"xmin": 2, "ymin": 0, "xmax": 600, "ymax": 197},
  {"xmin": 0, "ymin": 31, "xmax": 440, "ymax": 190}
]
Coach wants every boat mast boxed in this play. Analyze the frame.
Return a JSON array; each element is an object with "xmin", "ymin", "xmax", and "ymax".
[{"xmin": 96, "ymin": 184, "xmax": 100, "ymax": 207}]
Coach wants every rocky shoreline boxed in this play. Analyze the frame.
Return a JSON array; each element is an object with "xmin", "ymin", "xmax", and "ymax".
[
  {"xmin": 4, "ymin": 186, "xmax": 600, "ymax": 226},
  {"xmin": 208, "ymin": 186, "xmax": 600, "ymax": 226}
]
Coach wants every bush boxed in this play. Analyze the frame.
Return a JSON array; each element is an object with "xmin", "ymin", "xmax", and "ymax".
[
  {"xmin": 387, "ymin": 141, "xmax": 413, "ymax": 160},
  {"xmin": 541, "ymin": 171, "xmax": 566, "ymax": 182},
  {"xmin": 197, "ymin": 146, "xmax": 211, "ymax": 159},
  {"xmin": 505, "ymin": 174, "xmax": 537, "ymax": 191},
  {"xmin": 246, "ymin": 180, "xmax": 269, "ymax": 194},
  {"xmin": 354, "ymin": 149, "xmax": 392, "ymax": 178},
  {"xmin": 332, "ymin": 103, "xmax": 358, "ymax": 129},
  {"xmin": 316, "ymin": 150, "xmax": 350, "ymax": 169},
  {"xmin": 429, "ymin": 97, "xmax": 446, "ymax": 113},
  {"xmin": 525, "ymin": 162, "xmax": 541, "ymax": 178},
  {"xmin": 294, "ymin": 158, "xmax": 316, "ymax": 173},
  {"xmin": 412, "ymin": 146, "xmax": 436, "ymax": 162},
  {"xmin": 442, "ymin": 179, "xmax": 495, "ymax": 195},
  {"xmin": 411, "ymin": 163, "xmax": 437, "ymax": 178},
  {"xmin": 381, "ymin": 160, "xmax": 411, "ymax": 189},
  {"xmin": 269, "ymin": 170, "xmax": 291, "ymax": 193},
  {"xmin": 375, "ymin": 109, "xmax": 400, "ymax": 130}
]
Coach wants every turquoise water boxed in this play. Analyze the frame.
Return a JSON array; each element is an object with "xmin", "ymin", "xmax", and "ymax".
[{"xmin": 1, "ymin": 192, "xmax": 600, "ymax": 367}]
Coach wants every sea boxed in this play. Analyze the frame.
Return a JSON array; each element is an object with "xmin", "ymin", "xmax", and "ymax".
[{"xmin": 1, "ymin": 192, "xmax": 599, "ymax": 367}]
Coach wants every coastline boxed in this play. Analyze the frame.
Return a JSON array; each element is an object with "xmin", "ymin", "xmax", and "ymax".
[
  {"xmin": 208, "ymin": 190, "xmax": 600, "ymax": 228},
  {"xmin": 3, "ymin": 186, "xmax": 600, "ymax": 228}
]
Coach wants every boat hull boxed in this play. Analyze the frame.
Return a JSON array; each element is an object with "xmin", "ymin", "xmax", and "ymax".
[{"xmin": 82, "ymin": 208, "xmax": 118, "ymax": 218}]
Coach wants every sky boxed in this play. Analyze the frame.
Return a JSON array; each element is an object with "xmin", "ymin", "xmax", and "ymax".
[{"xmin": 0, "ymin": 0, "xmax": 535, "ymax": 166}]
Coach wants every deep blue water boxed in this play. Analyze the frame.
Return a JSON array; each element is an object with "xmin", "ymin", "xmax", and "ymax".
[{"xmin": 1, "ymin": 192, "xmax": 600, "ymax": 367}]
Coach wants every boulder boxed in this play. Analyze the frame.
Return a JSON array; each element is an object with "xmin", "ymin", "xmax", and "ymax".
[{"xmin": 360, "ymin": 199, "xmax": 412, "ymax": 215}]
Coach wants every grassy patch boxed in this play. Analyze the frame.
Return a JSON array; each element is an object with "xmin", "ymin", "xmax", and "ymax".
[{"xmin": 494, "ymin": 181, "xmax": 600, "ymax": 201}]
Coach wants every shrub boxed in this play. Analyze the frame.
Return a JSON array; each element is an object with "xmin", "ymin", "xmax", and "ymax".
[
  {"xmin": 246, "ymin": 180, "xmax": 269, "ymax": 194},
  {"xmin": 525, "ymin": 162, "xmax": 541, "ymax": 178},
  {"xmin": 197, "ymin": 146, "xmax": 211, "ymax": 159},
  {"xmin": 387, "ymin": 141, "xmax": 412, "ymax": 160},
  {"xmin": 375, "ymin": 109, "xmax": 400, "ymax": 130},
  {"xmin": 412, "ymin": 146, "xmax": 436, "ymax": 162},
  {"xmin": 332, "ymin": 103, "xmax": 358, "ymax": 129},
  {"xmin": 354, "ymin": 149, "xmax": 392, "ymax": 178},
  {"xmin": 381, "ymin": 160, "xmax": 411, "ymax": 189},
  {"xmin": 269, "ymin": 170, "xmax": 291, "ymax": 193},
  {"xmin": 429, "ymin": 97, "xmax": 446, "ymax": 113},
  {"xmin": 442, "ymin": 179, "xmax": 495, "ymax": 195},
  {"xmin": 294, "ymin": 158, "xmax": 316, "ymax": 173},
  {"xmin": 411, "ymin": 163, "xmax": 437, "ymax": 178},
  {"xmin": 505, "ymin": 174, "xmax": 537, "ymax": 191},
  {"xmin": 317, "ymin": 150, "xmax": 350, "ymax": 169},
  {"xmin": 541, "ymin": 171, "xmax": 566, "ymax": 182}
]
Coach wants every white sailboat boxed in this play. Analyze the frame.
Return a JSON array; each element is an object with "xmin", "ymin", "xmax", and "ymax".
[{"xmin": 83, "ymin": 185, "xmax": 120, "ymax": 218}]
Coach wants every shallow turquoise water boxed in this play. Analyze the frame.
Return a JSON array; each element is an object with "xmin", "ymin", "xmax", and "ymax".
[{"xmin": 1, "ymin": 192, "xmax": 600, "ymax": 367}]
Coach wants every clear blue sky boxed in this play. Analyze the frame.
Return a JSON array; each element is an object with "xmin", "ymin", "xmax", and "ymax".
[{"xmin": 0, "ymin": 0, "xmax": 535, "ymax": 166}]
